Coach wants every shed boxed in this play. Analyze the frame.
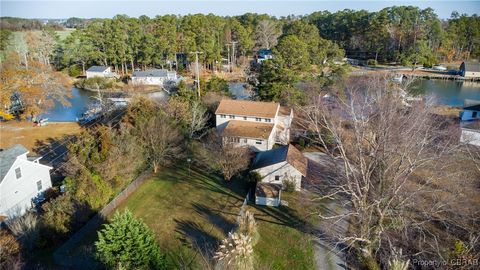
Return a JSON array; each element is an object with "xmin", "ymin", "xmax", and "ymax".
[
  {"xmin": 255, "ymin": 183, "xmax": 282, "ymax": 207},
  {"xmin": 460, "ymin": 62, "xmax": 480, "ymax": 79},
  {"xmin": 131, "ymin": 69, "xmax": 177, "ymax": 86},
  {"xmin": 86, "ymin": 66, "xmax": 112, "ymax": 78}
]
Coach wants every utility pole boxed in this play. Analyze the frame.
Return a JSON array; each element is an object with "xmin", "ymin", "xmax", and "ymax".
[
  {"xmin": 230, "ymin": 41, "xmax": 238, "ymax": 72},
  {"xmin": 190, "ymin": 51, "xmax": 203, "ymax": 98},
  {"xmin": 226, "ymin": 44, "xmax": 231, "ymax": 72}
]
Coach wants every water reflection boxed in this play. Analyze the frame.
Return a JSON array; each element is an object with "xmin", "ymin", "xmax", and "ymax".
[{"xmin": 409, "ymin": 79, "xmax": 480, "ymax": 106}]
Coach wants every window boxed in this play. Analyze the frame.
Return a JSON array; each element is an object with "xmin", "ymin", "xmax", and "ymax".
[
  {"xmin": 473, "ymin": 111, "xmax": 478, "ymax": 118},
  {"xmin": 255, "ymin": 140, "xmax": 262, "ymax": 145},
  {"xmin": 274, "ymin": 176, "xmax": 280, "ymax": 181},
  {"xmin": 243, "ymin": 116, "xmax": 247, "ymax": 120},
  {"xmin": 243, "ymin": 139, "xmax": 248, "ymax": 143},
  {"xmin": 229, "ymin": 137, "xmax": 240, "ymax": 143},
  {"xmin": 265, "ymin": 118, "xmax": 271, "ymax": 123},
  {"xmin": 220, "ymin": 114, "xmax": 226, "ymax": 118},
  {"xmin": 229, "ymin": 115, "xmax": 235, "ymax": 119},
  {"xmin": 255, "ymin": 118, "xmax": 261, "ymax": 122},
  {"xmin": 15, "ymin": 168, "xmax": 21, "ymax": 179},
  {"xmin": 36, "ymin": 180, "xmax": 42, "ymax": 191}
]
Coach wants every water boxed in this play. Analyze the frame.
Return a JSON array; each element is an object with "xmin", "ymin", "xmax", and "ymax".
[
  {"xmin": 228, "ymin": 82, "xmax": 251, "ymax": 100},
  {"xmin": 409, "ymin": 79, "xmax": 480, "ymax": 107},
  {"xmin": 42, "ymin": 87, "xmax": 96, "ymax": 122}
]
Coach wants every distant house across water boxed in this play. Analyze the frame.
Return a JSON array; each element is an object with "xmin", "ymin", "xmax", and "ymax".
[
  {"xmin": 460, "ymin": 104, "xmax": 480, "ymax": 121},
  {"xmin": 131, "ymin": 69, "xmax": 178, "ymax": 86},
  {"xmin": 86, "ymin": 66, "xmax": 115, "ymax": 79},
  {"xmin": 460, "ymin": 62, "xmax": 480, "ymax": 79}
]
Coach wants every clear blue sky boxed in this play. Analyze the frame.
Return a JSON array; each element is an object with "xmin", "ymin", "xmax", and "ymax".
[{"xmin": 1, "ymin": 1, "xmax": 479, "ymax": 19}]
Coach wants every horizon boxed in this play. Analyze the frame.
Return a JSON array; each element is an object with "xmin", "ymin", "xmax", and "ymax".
[{"xmin": 1, "ymin": 1, "xmax": 480, "ymax": 20}]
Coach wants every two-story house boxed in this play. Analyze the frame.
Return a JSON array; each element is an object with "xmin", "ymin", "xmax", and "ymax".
[
  {"xmin": 215, "ymin": 99, "xmax": 293, "ymax": 151},
  {"xmin": 0, "ymin": 144, "xmax": 52, "ymax": 218}
]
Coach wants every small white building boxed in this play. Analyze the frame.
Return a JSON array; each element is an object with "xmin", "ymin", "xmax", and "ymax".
[
  {"xmin": 255, "ymin": 183, "xmax": 282, "ymax": 207},
  {"xmin": 215, "ymin": 99, "xmax": 293, "ymax": 151},
  {"xmin": 460, "ymin": 104, "xmax": 480, "ymax": 121},
  {"xmin": 460, "ymin": 62, "xmax": 480, "ymax": 79},
  {"xmin": 131, "ymin": 69, "xmax": 177, "ymax": 86},
  {"xmin": 0, "ymin": 145, "xmax": 52, "ymax": 218},
  {"xmin": 460, "ymin": 121, "xmax": 480, "ymax": 146},
  {"xmin": 252, "ymin": 144, "xmax": 307, "ymax": 191},
  {"xmin": 86, "ymin": 66, "xmax": 113, "ymax": 78}
]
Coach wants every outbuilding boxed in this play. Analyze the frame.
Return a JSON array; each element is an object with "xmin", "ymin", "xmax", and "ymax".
[
  {"xmin": 251, "ymin": 144, "xmax": 307, "ymax": 191},
  {"xmin": 460, "ymin": 62, "xmax": 480, "ymax": 79},
  {"xmin": 255, "ymin": 183, "xmax": 282, "ymax": 207},
  {"xmin": 131, "ymin": 69, "xmax": 177, "ymax": 86},
  {"xmin": 86, "ymin": 66, "xmax": 113, "ymax": 78},
  {"xmin": 460, "ymin": 104, "xmax": 480, "ymax": 121}
]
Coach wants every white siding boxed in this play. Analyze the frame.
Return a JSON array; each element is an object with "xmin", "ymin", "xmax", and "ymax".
[
  {"xmin": 86, "ymin": 67, "xmax": 111, "ymax": 79},
  {"xmin": 255, "ymin": 196, "xmax": 280, "ymax": 206},
  {"xmin": 461, "ymin": 129, "xmax": 480, "ymax": 146},
  {"xmin": 0, "ymin": 158, "xmax": 52, "ymax": 218},
  {"xmin": 131, "ymin": 77, "xmax": 165, "ymax": 86},
  {"xmin": 215, "ymin": 114, "xmax": 275, "ymax": 127},
  {"xmin": 253, "ymin": 161, "xmax": 303, "ymax": 191}
]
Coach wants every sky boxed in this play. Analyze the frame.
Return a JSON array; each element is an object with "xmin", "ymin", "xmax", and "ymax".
[{"xmin": 1, "ymin": 0, "xmax": 479, "ymax": 19}]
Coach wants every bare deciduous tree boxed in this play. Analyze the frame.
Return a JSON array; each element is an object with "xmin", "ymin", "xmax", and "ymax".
[
  {"xmin": 138, "ymin": 115, "xmax": 184, "ymax": 173},
  {"xmin": 299, "ymin": 75, "xmax": 460, "ymax": 267},
  {"xmin": 6, "ymin": 212, "xmax": 39, "ymax": 251},
  {"xmin": 188, "ymin": 101, "xmax": 209, "ymax": 139},
  {"xmin": 254, "ymin": 20, "xmax": 281, "ymax": 49}
]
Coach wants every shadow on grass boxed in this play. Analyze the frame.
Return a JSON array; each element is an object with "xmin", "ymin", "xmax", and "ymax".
[
  {"xmin": 192, "ymin": 202, "xmax": 237, "ymax": 235},
  {"xmin": 174, "ymin": 218, "xmax": 220, "ymax": 255}
]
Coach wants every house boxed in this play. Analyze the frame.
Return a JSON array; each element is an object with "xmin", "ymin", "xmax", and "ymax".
[
  {"xmin": 215, "ymin": 99, "xmax": 293, "ymax": 151},
  {"xmin": 255, "ymin": 182, "xmax": 282, "ymax": 207},
  {"xmin": 460, "ymin": 62, "xmax": 480, "ymax": 79},
  {"xmin": 86, "ymin": 66, "xmax": 114, "ymax": 78},
  {"xmin": 460, "ymin": 121, "xmax": 480, "ymax": 146},
  {"xmin": 256, "ymin": 49, "xmax": 273, "ymax": 64},
  {"xmin": 251, "ymin": 144, "xmax": 307, "ymax": 191},
  {"xmin": 460, "ymin": 104, "xmax": 480, "ymax": 121},
  {"xmin": 131, "ymin": 69, "xmax": 177, "ymax": 86},
  {"xmin": 0, "ymin": 145, "xmax": 52, "ymax": 218}
]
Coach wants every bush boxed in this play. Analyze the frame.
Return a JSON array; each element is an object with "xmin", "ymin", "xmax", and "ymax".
[
  {"xmin": 65, "ymin": 65, "xmax": 82, "ymax": 77},
  {"xmin": 298, "ymin": 138, "xmax": 306, "ymax": 149},
  {"xmin": 282, "ymin": 178, "xmax": 296, "ymax": 192},
  {"xmin": 7, "ymin": 213, "xmax": 40, "ymax": 251},
  {"xmin": 366, "ymin": 59, "xmax": 377, "ymax": 66},
  {"xmin": 75, "ymin": 77, "xmax": 114, "ymax": 90},
  {"xmin": 95, "ymin": 209, "xmax": 166, "ymax": 269}
]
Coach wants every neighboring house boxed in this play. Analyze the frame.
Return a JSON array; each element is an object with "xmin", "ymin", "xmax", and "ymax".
[
  {"xmin": 460, "ymin": 121, "xmax": 480, "ymax": 146},
  {"xmin": 252, "ymin": 144, "xmax": 307, "ymax": 191},
  {"xmin": 256, "ymin": 49, "xmax": 273, "ymax": 64},
  {"xmin": 0, "ymin": 145, "xmax": 52, "ymax": 218},
  {"xmin": 215, "ymin": 99, "xmax": 293, "ymax": 151},
  {"xmin": 460, "ymin": 62, "xmax": 480, "ymax": 79},
  {"xmin": 255, "ymin": 182, "xmax": 282, "ymax": 207},
  {"xmin": 86, "ymin": 66, "xmax": 114, "ymax": 78},
  {"xmin": 460, "ymin": 104, "xmax": 480, "ymax": 121},
  {"xmin": 131, "ymin": 69, "xmax": 177, "ymax": 86}
]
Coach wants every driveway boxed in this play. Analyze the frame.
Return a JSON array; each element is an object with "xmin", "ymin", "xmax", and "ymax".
[{"xmin": 303, "ymin": 152, "xmax": 349, "ymax": 270}]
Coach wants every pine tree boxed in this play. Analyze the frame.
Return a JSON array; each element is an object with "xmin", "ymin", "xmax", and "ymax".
[{"xmin": 95, "ymin": 209, "xmax": 166, "ymax": 269}]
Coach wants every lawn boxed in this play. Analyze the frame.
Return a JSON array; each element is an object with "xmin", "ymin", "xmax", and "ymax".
[
  {"xmin": 248, "ymin": 192, "xmax": 318, "ymax": 270},
  {"xmin": 112, "ymin": 164, "xmax": 249, "ymax": 268}
]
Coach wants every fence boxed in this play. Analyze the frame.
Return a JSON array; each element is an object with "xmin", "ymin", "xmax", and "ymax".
[{"xmin": 53, "ymin": 170, "xmax": 153, "ymax": 269}]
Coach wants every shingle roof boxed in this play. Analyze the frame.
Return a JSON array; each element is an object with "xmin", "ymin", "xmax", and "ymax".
[
  {"xmin": 222, "ymin": 120, "xmax": 274, "ymax": 140},
  {"xmin": 463, "ymin": 62, "xmax": 480, "ymax": 72},
  {"xmin": 252, "ymin": 144, "xmax": 308, "ymax": 176},
  {"xmin": 464, "ymin": 104, "xmax": 480, "ymax": 111},
  {"xmin": 255, "ymin": 182, "xmax": 281, "ymax": 198},
  {"xmin": 133, "ymin": 69, "xmax": 173, "ymax": 78},
  {"xmin": 215, "ymin": 99, "xmax": 279, "ymax": 118},
  {"xmin": 86, "ymin": 66, "xmax": 109, "ymax": 72},
  {"xmin": 0, "ymin": 144, "xmax": 28, "ymax": 182}
]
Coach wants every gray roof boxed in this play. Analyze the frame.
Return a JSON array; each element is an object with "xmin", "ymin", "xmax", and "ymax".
[
  {"xmin": 252, "ymin": 146, "xmax": 289, "ymax": 170},
  {"xmin": 463, "ymin": 62, "xmax": 480, "ymax": 72},
  {"xmin": 0, "ymin": 144, "xmax": 28, "ymax": 182},
  {"xmin": 133, "ymin": 69, "xmax": 172, "ymax": 78},
  {"xmin": 87, "ymin": 66, "xmax": 109, "ymax": 72},
  {"xmin": 464, "ymin": 104, "xmax": 480, "ymax": 111}
]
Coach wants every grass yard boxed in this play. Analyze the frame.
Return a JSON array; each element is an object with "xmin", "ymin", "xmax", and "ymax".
[
  {"xmin": 112, "ymin": 164, "xmax": 249, "ymax": 268},
  {"xmin": 248, "ymin": 192, "xmax": 318, "ymax": 270}
]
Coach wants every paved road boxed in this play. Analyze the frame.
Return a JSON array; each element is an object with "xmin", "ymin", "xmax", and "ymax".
[{"xmin": 303, "ymin": 152, "xmax": 349, "ymax": 270}]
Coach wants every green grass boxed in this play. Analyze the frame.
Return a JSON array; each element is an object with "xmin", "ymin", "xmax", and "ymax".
[{"xmin": 248, "ymin": 192, "xmax": 318, "ymax": 270}]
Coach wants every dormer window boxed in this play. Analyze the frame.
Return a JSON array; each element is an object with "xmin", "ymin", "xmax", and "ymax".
[
  {"xmin": 255, "ymin": 118, "xmax": 261, "ymax": 122},
  {"xmin": 229, "ymin": 115, "xmax": 235, "ymax": 119},
  {"xmin": 15, "ymin": 167, "xmax": 22, "ymax": 179},
  {"xmin": 265, "ymin": 118, "xmax": 271, "ymax": 123},
  {"xmin": 220, "ymin": 114, "xmax": 226, "ymax": 118},
  {"xmin": 243, "ymin": 117, "xmax": 247, "ymax": 120}
]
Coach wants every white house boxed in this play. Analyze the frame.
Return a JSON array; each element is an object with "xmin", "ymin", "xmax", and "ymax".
[
  {"xmin": 86, "ymin": 66, "xmax": 114, "ymax": 78},
  {"xmin": 460, "ymin": 121, "xmax": 480, "ymax": 146},
  {"xmin": 460, "ymin": 104, "xmax": 480, "ymax": 121},
  {"xmin": 460, "ymin": 62, "xmax": 480, "ymax": 79},
  {"xmin": 131, "ymin": 69, "xmax": 177, "ymax": 86},
  {"xmin": 215, "ymin": 99, "xmax": 293, "ymax": 151},
  {"xmin": 255, "ymin": 183, "xmax": 281, "ymax": 207},
  {"xmin": 0, "ymin": 145, "xmax": 52, "ymax": 218},
  {"xmin": 252, "ymin": 144, "xmax": 307, "ymax": 191},
  {"xmin": 256, "ymin": 49, "xmax": 273, "ymax": 64}
]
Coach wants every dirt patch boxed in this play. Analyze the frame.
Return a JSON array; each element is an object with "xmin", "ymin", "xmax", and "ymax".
[{"xmin": 0, "ymin": 121, "xmax": 81, "ymax": 154}]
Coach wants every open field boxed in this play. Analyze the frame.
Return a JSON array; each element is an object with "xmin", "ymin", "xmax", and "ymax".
[{"xmin": 0, "ymin": 121, "xmax": 81, "ymax": 154}]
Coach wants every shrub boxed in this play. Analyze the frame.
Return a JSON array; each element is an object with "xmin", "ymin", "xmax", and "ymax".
[
  {"xmin": 65, "ymin": 65, "xmax": 82, "ymax": 77},
  {"xmin": 7, "ymin": 213, "xmax": 40, "ymax": 251},
  {"xmin": 282, "ymin": 178, "xmax": 296, "ymax": 192},
  {"xmin": 95, "ymin": 209, "xmax": 166, "ymax": 269},
  {"xmin": 367, "ymin": 59, "xmax": 377, "ymax": 66},
  {"xmin": 76, "ymin": 77, "xmax": 114, "ymax": 90},
  {"xmin": 0, "ymin": 229, "xmax": 20, "ymax": 262},
  {"xmin": 298, "ymin": 138, "xmax": 306, "ymax": 149}
]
